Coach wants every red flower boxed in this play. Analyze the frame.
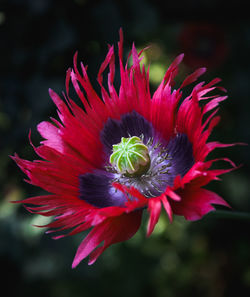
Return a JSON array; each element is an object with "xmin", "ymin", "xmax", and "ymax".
[{"xmin": 13, "ymin": 30, "xmax": 238, "ymax": 267}]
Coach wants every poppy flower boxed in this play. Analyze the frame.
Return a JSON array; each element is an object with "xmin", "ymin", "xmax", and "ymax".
[{"xmin": 13, "ymin": 29, "xmax": 237, "ymax": 267}]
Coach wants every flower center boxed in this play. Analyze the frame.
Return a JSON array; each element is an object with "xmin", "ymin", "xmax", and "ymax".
[
  {"xmin": 109, "ymin": 137, "xmax": 173, "ymax": 198},
  {"xmin": 109, "ymin": 136, "xmax": 151, "ymax": 177}
]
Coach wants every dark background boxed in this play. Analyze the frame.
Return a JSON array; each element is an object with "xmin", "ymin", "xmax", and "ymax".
[{"xmin": 0, "ymin": 1, "xmax": 250, "ymax": 297}]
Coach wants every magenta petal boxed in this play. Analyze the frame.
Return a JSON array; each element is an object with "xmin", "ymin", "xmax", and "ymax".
[
  {"xmin": 72, "ymin": 226, "xmax": 103, "ymax": 268},
  {"xmin": 180, "ymin": 67, "xmax": 206, "ymax": 89},
  {"xmin": 171, "ymin": 188, "xmax": 230, "ymax": 221},
  {"xmin": 37, "ymin": 121, "xmax": 64, "ymax": 153},
  {"xmin": 147, "ymin": 198, "xmax": 162, "ymax": 236},
  {"xmin": 72, "ymin": 211, "xmax": 142, "ymax": 268},
  {"xmin": 161, "ymin": 195, "xmax": 173, "ymax": 222}
]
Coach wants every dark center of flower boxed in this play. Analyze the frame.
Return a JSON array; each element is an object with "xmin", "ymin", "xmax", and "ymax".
[
  {"xmin": 79, "ymin": 112, "xmax": 195, "ymax": 208},
  {"xmin": 109, "ymin": 136, "xmax": 151, "ymax": 177},
  {"xmin": 109, "ymin": 136, "xmax": 173, "ymax": 198}
]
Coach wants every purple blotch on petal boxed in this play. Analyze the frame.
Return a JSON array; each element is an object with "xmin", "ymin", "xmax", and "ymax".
[
  {"xmin": 167, "ymin": 134, "xmax": 195, "ymax": 182},
  {"xmin": 100, "ymin": 111, "xmax": 153, "ymax": 154},
  {"xmin": 79, "ymin": 171, "xmax": 127, "ymax": 208}
]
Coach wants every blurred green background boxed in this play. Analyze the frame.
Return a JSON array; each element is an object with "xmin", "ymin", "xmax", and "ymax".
[{"xmin": 0, "ymin": 1, "xmax": 250, "ymax": 297}]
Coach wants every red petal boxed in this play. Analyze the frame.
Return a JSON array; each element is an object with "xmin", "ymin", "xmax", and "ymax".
[
  {"xmin": 180, "ymin": 67, "xmax": 206, "ymax": 89},
  {"xmin": 165, "ymin": 187, "xmax": 182, "ymax": 201},
  {"xmin": 161, "ymin": 194, "xmax": 173, "ymax": 222},
  {"xmin": 72, "ymin": 210, "xmax": 142, "ymax": 267},
  {"xmin": 171, "ymin": 188, "xmax": 230, "ymax": 221},
  {"xmin": 147, "ymin": 197, "xmax": 162, "ymax": 236}
]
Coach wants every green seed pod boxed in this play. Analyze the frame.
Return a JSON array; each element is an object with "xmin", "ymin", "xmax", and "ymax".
[{"xmin": 109, "ymin": 136, "xmax": 150, "ymax": 176}]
